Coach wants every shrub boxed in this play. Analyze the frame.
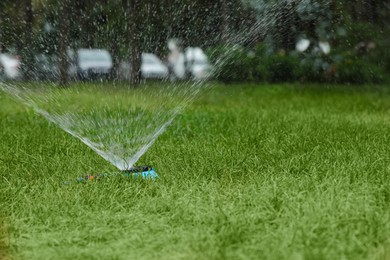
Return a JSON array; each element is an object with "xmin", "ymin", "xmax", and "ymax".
[
  {"xmin": 208, "ymin": 45, "xmax": 254, "ymax": 83},
  {"xmin": 291, "ymin": 50, "xmax": 387, "ymax": 84},
  {"xmin": 333, "ymin": 59, "xmax": 386, "ymax": 84},
  {"xmin": 294, "ymin": 52, "xmax": 334, "ymax": 83},
  {"xmin": 208, "ymin": 44, "xmax": 271, "ymax": 83},
  {"xmin": 207, "ymin": 43, "xmax": 389, "ymax": 85},
  {"xmin": 263, "ymin": 53, "xmax": 299, "ymax": 83}
]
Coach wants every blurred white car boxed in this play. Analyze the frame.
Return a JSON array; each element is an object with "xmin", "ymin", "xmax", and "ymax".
[
  {"xmin": 0, "ymin": 53, "xmax": 21, "ymax": 79},
  {"xmin": 76, "ymin": 49, "xmax": 113, "ymax": 79},
  {"xmin": 119, "ymin": 53, "xmax": 169, "ymax": 80},
  {"xmin": 168, "ymin": 47, "xmax": 212, "ymax": 80},
  {"xmin": 185, "ymin": 47, "xmax": 212, "ymax": 79},
  {"xmin": 141, "ymin": 53, "xmax": 169, "ymax": 79}
]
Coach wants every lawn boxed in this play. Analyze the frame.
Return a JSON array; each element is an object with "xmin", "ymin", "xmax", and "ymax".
[{"xmin": 1, "ymin": 83, "xmax": 390, "ymax": 259}]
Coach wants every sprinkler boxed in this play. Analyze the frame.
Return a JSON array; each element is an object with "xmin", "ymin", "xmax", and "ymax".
[
  {"xmin": 65, "ymin": 166, "xmax": 158, "ymax": 185},
  {"xmin": 121, "ymin": 166, "xmax": 159, "ymax": 179}
]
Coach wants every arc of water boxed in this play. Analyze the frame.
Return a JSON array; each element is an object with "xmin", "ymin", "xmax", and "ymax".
[{"xmin": 0, "ymin": 81, "xmax": 203, "ymax": 170}]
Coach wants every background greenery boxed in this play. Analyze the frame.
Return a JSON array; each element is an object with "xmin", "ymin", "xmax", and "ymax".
[
  {"xmin": 1, "ymin": 83, "xmax": 390, "ymax": 259},
  {"xmin": 0, "ymin": 0, "xmax": 389, "ymax": 85}
]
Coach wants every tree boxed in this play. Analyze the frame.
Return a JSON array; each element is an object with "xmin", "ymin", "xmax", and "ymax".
[
  {"xmin": 58, "ymin": 0, "xmax": 70, "ymax": 87},
  {"xmin": 124, "ymin": 0, "xmax": 142, "ymax": 86},
  {"xmin": 0, "ymin": 8, "xmax": 3, "ymax": 53},
  {"xmin": 22, "ymin": 0, "xmax": 34, "ymax": 79}
]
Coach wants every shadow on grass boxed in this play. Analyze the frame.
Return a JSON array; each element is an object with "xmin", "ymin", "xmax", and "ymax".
[
  {"xmin": 0, "ymin": 217, "xmax": 9, "ymax": 260},
  {"xmin": 372, "ymin": 241, "xmax": 390, "ymax": 260}
]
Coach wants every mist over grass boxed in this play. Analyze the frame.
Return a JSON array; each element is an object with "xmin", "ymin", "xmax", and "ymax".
[{"xmin": 1, "ymin": 83, "xmax": 390, "ymax": 259}]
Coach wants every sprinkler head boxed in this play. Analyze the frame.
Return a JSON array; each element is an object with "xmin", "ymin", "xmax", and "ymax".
[
  {"xmin": 65, "ymin": 165, "xmax": 158, "ymax": 185},
  {"xmin": 122, "ymin": 165, "xmax": 159, "ymax": 179}
]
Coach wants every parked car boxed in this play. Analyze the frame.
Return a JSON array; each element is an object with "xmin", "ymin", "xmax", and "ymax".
[
  {"xmin": 119, "ymin": 53, "xmax": 169, "ymax": 80},
  {"xmin": 0, "ymin": 53, "xmax": 21, "ymax": 80},
  {"xmin": 168, "ymin": 47, "xmax": 212, "ymax": 80},
  {"xmin": 141, "ymin": 53, "xmax": 169, "ymax": 79},
  {"xmin": 185, "ymin": 47, "xmax": 213, "ymax": 80},
  {"xmin": 76, "ymin": 49, "xmax": 112, "ymax": 80}
]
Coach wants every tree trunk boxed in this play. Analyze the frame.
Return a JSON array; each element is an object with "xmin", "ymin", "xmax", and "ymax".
[
  {"xmin": 220, "ymin": 0, "xmax": 230, "ymax": 44},
  {"xmin": 363, "ymin": 0, "xmax": 377, "ymax": 24},
  {"xmin": 110, "ymin": 39, "xmax": 120, "ymax": 80},
  {"xmin": 125, "ymin": 0, "xmax": 141, "ymax": 86},
  {"xmin": 351, "ymin": 0, "xmax": 379, "ymax": 25},
  {"xmin": 0, "ymin": 13, "xmax": 4, "ymax": 53},
  {"xmin": 59, "ymin": 0, "xmax": 70, "ymax": 87},
  {"xmin": 23, "ymin": 0, "xmax": 34, "ymax": 80},
  {"xmin": 129, "ymin": 0, "xmax": 142, "ymax": 86}
]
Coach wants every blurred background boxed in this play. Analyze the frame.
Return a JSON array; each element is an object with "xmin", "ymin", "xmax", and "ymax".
[{"xmin": 0, "ymin": 0, "xmax": 389, "ymax": 86}]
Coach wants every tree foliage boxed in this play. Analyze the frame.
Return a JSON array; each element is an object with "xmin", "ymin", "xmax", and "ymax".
[{"xmin": 0, "ymin": 0, "xmax": 388, "ymax": 83}]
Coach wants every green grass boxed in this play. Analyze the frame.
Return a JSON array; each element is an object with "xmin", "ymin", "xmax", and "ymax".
[{"xmin": 1, "ymin": 83, "xmax": 390, "ymax": 259}]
